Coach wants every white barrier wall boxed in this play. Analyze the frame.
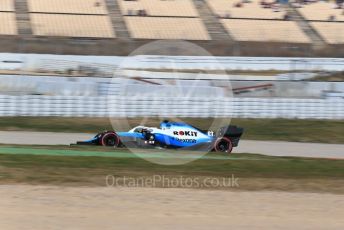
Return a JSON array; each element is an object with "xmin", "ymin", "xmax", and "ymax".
[
  {"xmin": 4, "ymin": 53, "xmax": 341, "ymax": 71},
  {"xmin": 2, "ymin": 53, "xmax": 344, "ymax": 74},
  {"xmin": 0, "ymin": 95, "xmax": 343, "ymax": 119}
]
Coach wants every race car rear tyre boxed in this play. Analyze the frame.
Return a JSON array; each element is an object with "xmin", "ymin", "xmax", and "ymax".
[
  {"xmin": 214, "ymin": 137, "xmax": 233, "ymax": 153},
  {"xmin": 101, "ymin": 132, "xmax": 120, "ymax": 147}
]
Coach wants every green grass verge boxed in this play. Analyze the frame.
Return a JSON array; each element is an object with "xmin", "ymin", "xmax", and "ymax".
[
  {"xmin": 0, "ymin": 145, "xmax": 343, "ymax": 193},
  {"xmin": 0, "ymin": 117, "xmax": 343, "ymax": 143},
  {"xmin": 311, "ymin": 71, "xmax": 344, "ymax": 81}
]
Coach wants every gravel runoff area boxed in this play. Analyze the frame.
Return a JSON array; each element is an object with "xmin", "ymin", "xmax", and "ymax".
[{"xmin": 0, "ymin": 185, "xmax": 343, "ymax": 230}]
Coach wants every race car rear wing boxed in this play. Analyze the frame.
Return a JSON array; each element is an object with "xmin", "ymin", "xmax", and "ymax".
[{"xmin": 218, "ymin": 125, "xmax": 244, "ymax": 147}]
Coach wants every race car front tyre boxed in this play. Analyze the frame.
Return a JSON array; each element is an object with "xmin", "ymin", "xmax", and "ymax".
[
  {"xmin": 100, "ymin": 132, "xmax": 120, "ymax": 147},
  {"xmin": 214, "ymin": 137, "xmax": 233, "ymax": 153}
]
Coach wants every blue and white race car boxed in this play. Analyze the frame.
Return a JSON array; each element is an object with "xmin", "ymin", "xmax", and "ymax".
[{"xmin": 74, "ymin": 121, "xmax": 243, "ymax": 153}]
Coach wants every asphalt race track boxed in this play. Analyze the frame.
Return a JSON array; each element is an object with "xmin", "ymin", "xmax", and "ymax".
[{"xmin": 0, "ymin": 131, "xmax": 343, "ymax": 159}]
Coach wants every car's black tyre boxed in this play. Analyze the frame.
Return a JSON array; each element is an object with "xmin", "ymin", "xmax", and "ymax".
[
  {"xmin": 214, "ymin": 137, "xmax": 233, "ymax": 153},
  {"xmin": 100, "ymin": 132, "xmax": 120, "ymax": 147}
]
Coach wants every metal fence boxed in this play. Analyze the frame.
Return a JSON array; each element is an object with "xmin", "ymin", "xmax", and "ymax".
[{"xmin": 0, "ymin": 95, "xmax": 343, "ymax": 119}]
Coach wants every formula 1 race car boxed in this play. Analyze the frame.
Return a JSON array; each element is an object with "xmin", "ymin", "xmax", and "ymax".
[{"xmin": 73, "ymin": 121, "xmax": 244, "ymax": 153}]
